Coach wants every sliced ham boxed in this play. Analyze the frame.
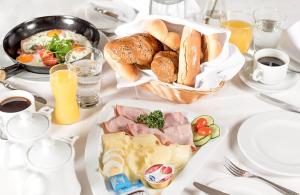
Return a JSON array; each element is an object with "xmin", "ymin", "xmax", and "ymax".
[
  {"xmin": 163, "ymin": 124, "xmax": 195, "ymax": 148},
  {"xmin": 115, "ymin": 105, "xmax": 149, "ymax": 121},
  {"xmin": 127, "ymin": 123, "xmax": 172, "ymax": 145},
  {"xmin": 163, "ymin": 112, "xmax": 188, "ymax": 129},
  {"xmin": 102, "ymin": 116, "xmax": 135, "ymax": 134}
]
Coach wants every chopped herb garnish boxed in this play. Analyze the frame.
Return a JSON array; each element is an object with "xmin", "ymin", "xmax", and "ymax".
[
  {"xmin": 136, "ymin": 110, "xmax": 164, "ymax": 129},
  {"xmin": 46, "ymin": 35, "xmax": 73, "ymax": 63}
]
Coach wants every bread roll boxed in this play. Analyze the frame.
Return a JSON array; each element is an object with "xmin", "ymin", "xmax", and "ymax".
[
  {"xmin": 177, "ymin": 26, "xmax": 202, "ymax": 87},
  {"xmin": 146, "ymin": 19, "xmax": 180, "ymax": 51},
  {"xmin": 151, "ymin": 51, "xmax": 179, "ymax": 83},
  {"xmin": 202, "ymin": 34, "xmax": 222, "ymax": 62},
  {"xmin": 104, "ymin": 33, "xmax": 163, "ymax": 81}
]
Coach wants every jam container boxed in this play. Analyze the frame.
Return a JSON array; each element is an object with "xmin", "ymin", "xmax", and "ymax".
[{"xmin": 144, "ymin": 164, "xmax": 175, "ymax": 189}]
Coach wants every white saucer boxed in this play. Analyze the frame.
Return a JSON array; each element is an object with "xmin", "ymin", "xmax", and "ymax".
[
  {"xmin": 289, "ymin": 58, "xmax": 300, "ymax": 73},
  {"xmin": 74, "ymin": 0, "xmax": 137, "ymax": 33},
  {"xmin": 239, "ymin": 64, "xmax": 299, "ymax": 93},
  {"xmin": 238, "ymin": 111, "xmax": 300, "ymax": 176},
  {"xmin": 205, "ymin": 177, "xmax": 281, "ymax": 195}
]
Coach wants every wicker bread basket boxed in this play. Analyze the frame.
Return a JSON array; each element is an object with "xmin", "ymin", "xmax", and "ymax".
[{"xmin": 141, "ymin": 81, "xmax": 224, "ymax": 104}]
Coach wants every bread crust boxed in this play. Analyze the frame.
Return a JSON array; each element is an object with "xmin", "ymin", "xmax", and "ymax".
[
  {"xmin": 177, "ymin": 26, "xmax": 202, "ymax": 87},
  {"xmin": 146, "ymin": 19, "xmax": 180, "ymax": 51},
  {"xmin": 151, "ymin": 51, "xmax": 179, "ymax": 83},
  {"xmin": 104, "ymin": 33, "xmax": 163, "ymax": 81}
]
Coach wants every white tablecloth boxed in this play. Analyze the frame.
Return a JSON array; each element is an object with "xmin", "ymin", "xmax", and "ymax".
[{"xmin": 1, "ymin": 0, "xmax": 300, "ymax": 194}]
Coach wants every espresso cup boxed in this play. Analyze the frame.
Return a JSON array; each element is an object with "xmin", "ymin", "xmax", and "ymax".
[
  {"xmin": 252, "ymin": 48, "xmax": 290, "ymax": 85},
  {"xmin": 0, "ymin": 90, "xmax": 35, "ymax": 138}
]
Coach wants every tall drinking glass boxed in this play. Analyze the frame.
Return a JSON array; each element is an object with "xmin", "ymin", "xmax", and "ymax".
[
  {"xmin": 50, "ymin": 64, "xmax": 80, "ymax": 124},
  {"xmin": 150, "ymin": 0, "xmax": 185, "ymax": 18},
  {"xmin": 221, "ymin": 11, "xmax": 254, "ymax": 54},
  {"xmin": 65, "ymin": 47, "xmax": 104, "ymax": 109},
  {"xmin": 253, "ymin": 7, "xmax": 285, "ymax": 50}
]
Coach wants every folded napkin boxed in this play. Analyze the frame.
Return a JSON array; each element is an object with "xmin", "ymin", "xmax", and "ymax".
[
  {"xmin": 114, "ymin": 15, "xmax": 245, "ymax": 91},
  {"xmin": 278, "ymin": 20, "xmax": 300, "ymax": 64}
]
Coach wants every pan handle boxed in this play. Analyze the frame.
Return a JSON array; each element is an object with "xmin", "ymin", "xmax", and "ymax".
[{"xmin": 0, "ymin": 63, "xmax": 24, "ymax": 81}]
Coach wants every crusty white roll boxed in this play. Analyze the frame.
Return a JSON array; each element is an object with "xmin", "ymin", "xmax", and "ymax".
[
  {"xmin": 146, "ymin": 19, "xmax": 181, "ymax": 51},
  {"xmin": 177, "ymin": 26, "xmax": 202, "ymax": 87},
  {"xmin": 104, "ymin": 48, "xmax": 140, "ymax": 82},
  {"xmin": 202, "ymin": 34, "xmax": 222, "ymax": 62}
]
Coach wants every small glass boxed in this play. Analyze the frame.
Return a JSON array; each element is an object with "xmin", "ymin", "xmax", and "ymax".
[
  {"xmin": 253, "ymin": 7, "xmax": 285, "ymax": 50},
  {"xmin": 50, "ymin": 64, "xmax": 80, "ymax": 124},
  {"xmin": 202, "ymin": 0, "xmax": 226, "ymax": 26},
  {"xmin": 221, "ymin": 11, "xmax": 254, "ymax": 54},
  {"xmin": 184, "ymin": 0, "xmax": 202, "ymax": 22},
  {"xmin": 149, "ymin": 0, "xmax": 185, "ymax": 18},
  {"xmin": 65, "ymin": 47, "xmax": 104, "ymax": 109}
]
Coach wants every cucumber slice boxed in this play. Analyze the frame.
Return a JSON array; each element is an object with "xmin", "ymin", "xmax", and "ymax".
[
  {"xmin": 194, "ymin": 135, "xmax": 212, "ymax": 147},
  {"xmin": 193, "ymin": 131, "xmax": 206, "ymax": 142},
  {"xmin": 209, "ymin": 124, "xmax": 220, "ymax": 139},
  {"xmin": 192, "ymin": 115, "xmax": 214, "ymax": 126}
]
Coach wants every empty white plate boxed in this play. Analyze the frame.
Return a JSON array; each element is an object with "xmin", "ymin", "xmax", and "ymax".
[
  {"xmin": 239, "ymin": 65, "xmax": 299, "ymax": 93},
  {"xmin": 207, "ymin": 177, "xmax": 281, "ymax": 195},
  {"xmin": 238, "ymin": 111, "xmax": 300, "ymax": 176}
]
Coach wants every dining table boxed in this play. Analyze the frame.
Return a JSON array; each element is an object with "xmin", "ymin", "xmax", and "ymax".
[{"xmin": 1, "ymin": 0, "xmax": 300, "ymax": 194}]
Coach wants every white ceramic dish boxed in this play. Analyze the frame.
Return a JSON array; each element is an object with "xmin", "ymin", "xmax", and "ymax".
[
  {"xmin": 237, "ymin": 111, "xmax": 300, "ymax": 176},
  {"xmin": 84, "ymin": 99, "xmax": 227, "ymax": 195},
  {"xmin": 9, "ymin": 31, "xmax": 109, "ymax": 82},
  {"xmin": 80, "ymin": 0, "xmax": 137, "ymax": 33},
  {"xmin": 239, "ymin": 64, "xmax": 299, "ymax": 93},
  {"xmin": 200, "ymin": 177, "xmax": 281, "ymax": 195}
]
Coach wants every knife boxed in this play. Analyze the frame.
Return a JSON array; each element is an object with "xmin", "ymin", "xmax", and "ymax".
[
  {"xmin": 0, "ymin": 81, "xmax": 47, "ymax": 105},
  {"xmin": 193, "ymin": 182, "xmax": 230, "ymax": 195},
  {"xmin": 258, "ymin": 93, "xmax": 300, "ymax": 113}
]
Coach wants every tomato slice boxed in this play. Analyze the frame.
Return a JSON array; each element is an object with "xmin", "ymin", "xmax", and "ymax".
[
  {"xmin": 197, "ymin": 126, "xmax": 212, "ymax": 136},
  {"xmin": 42, "ymin": 57, "xmax": 57, "ymax": 66},
  {"xmin": 196, "ymin": 118, "xmax": 208, "ymax": 129}
]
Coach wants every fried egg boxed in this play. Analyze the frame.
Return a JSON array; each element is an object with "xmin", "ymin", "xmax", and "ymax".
[
  {"xmin": 21, "ymin": 29, "xmax": 92, "ymax": 53},
  {"xmin": 16, "ymin": 53, "xmax": 44, "ymax": 66}
]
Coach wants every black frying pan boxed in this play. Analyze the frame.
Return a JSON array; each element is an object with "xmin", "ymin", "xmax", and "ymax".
[{"xmin": 1, "ymin": 15, "xmax": 100, "ymax": 80}]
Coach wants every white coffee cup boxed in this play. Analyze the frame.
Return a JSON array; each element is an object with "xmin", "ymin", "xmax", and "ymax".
[
  {"xmin": 0, "ymin": 90, "xmax": 35, "ymax": 138},
  {"xmin": 252, "ymin": 48, "xmax": 290, "ymax": 85}
]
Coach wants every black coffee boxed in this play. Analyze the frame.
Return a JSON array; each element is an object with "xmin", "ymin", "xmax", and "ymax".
[
  {"xmin": 0, "ymin": 96, "xmax": 31, "ymax": 113},
  {"xmin": 258, "ymin": 56, "xmax": 285, "ymax": 67}
]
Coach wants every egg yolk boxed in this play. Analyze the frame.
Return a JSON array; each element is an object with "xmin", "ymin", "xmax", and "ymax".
[
  {"xmin": 16, "ymin": 54, "xmax": 34, "ymax": 63},
  {"xmin": 47, "ymin": 29, "xmax": 62, "ymax": 37},
  {"xmin": 72, "ymin": 44, "xmax": 85, "ymax": 52}
]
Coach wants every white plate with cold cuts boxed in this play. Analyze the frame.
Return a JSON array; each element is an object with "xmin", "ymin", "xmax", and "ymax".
[
  {"xmin": 206, "ymin": 177, "xmax": 281, "ymax": 195},
  {"xmin": 237, "ymin": 111, "xmax": 300, "ymax": 176}
]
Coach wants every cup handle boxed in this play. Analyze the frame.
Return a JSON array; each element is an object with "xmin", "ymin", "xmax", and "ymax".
[
  {"xmin": 252, "ymin": 68, "xmax": 264, "ymax": 82},
  {"xmin": 38, "ymin": 106, "xmax": 54, "ymax": 119},
  {"xmin": 23, "ymin": 169, "xmax": 47, "ymax": 195}
]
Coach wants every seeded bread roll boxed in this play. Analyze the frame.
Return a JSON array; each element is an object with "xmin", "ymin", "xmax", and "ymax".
[
  {"xmin": 151, "ymin": 51, "xmax": 179, "ymax": 83},
  {"xmin": 104, "ymin": 33, "xmax": 163, "ymax": 81}
]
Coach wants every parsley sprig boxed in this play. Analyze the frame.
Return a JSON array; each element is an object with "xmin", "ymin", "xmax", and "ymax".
[
  {"xmin": 46, "ymin": 35, "xmax": 73, "ymax": 63},
  {"xmin": 136, "ymin": 110, "xmax": 165, "ymax": 129}
]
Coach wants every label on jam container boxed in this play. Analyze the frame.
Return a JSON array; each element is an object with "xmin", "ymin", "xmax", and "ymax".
[
  {"xmin": 144, "ymin": 164, "xmax": 175, "ymax": 189},
  {"xmin": 109, "ymin": 173, "xmax": 132, "ymax": 191}
]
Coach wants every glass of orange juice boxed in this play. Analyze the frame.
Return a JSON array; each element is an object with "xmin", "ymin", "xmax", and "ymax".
[
  {"xmin": 50, "ymin": 64, "xmax": 80, "ymax": 125},
  {"xmin": 221, "ymin": 11, "xmax": 254, "ymax": 54}
]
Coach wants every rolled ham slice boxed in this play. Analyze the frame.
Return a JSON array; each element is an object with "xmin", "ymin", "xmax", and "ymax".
[
  {"xmin": 102, "ymin": 116, "xmax": 135, "ymax": 134},
  {"xmin": 115, "ymin": 105, "xmax": 149, "ymax": 121},
  {"xmin": 127, "ymin": 123, "xmax": 172, "ymax": 145},
  {"xmin": 163, "ymin": 112, "xmax": 188, "ymax": 129},
  {"xmin": 163, "ymin": 124, "xmax": 195, "ymax": 148}
]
